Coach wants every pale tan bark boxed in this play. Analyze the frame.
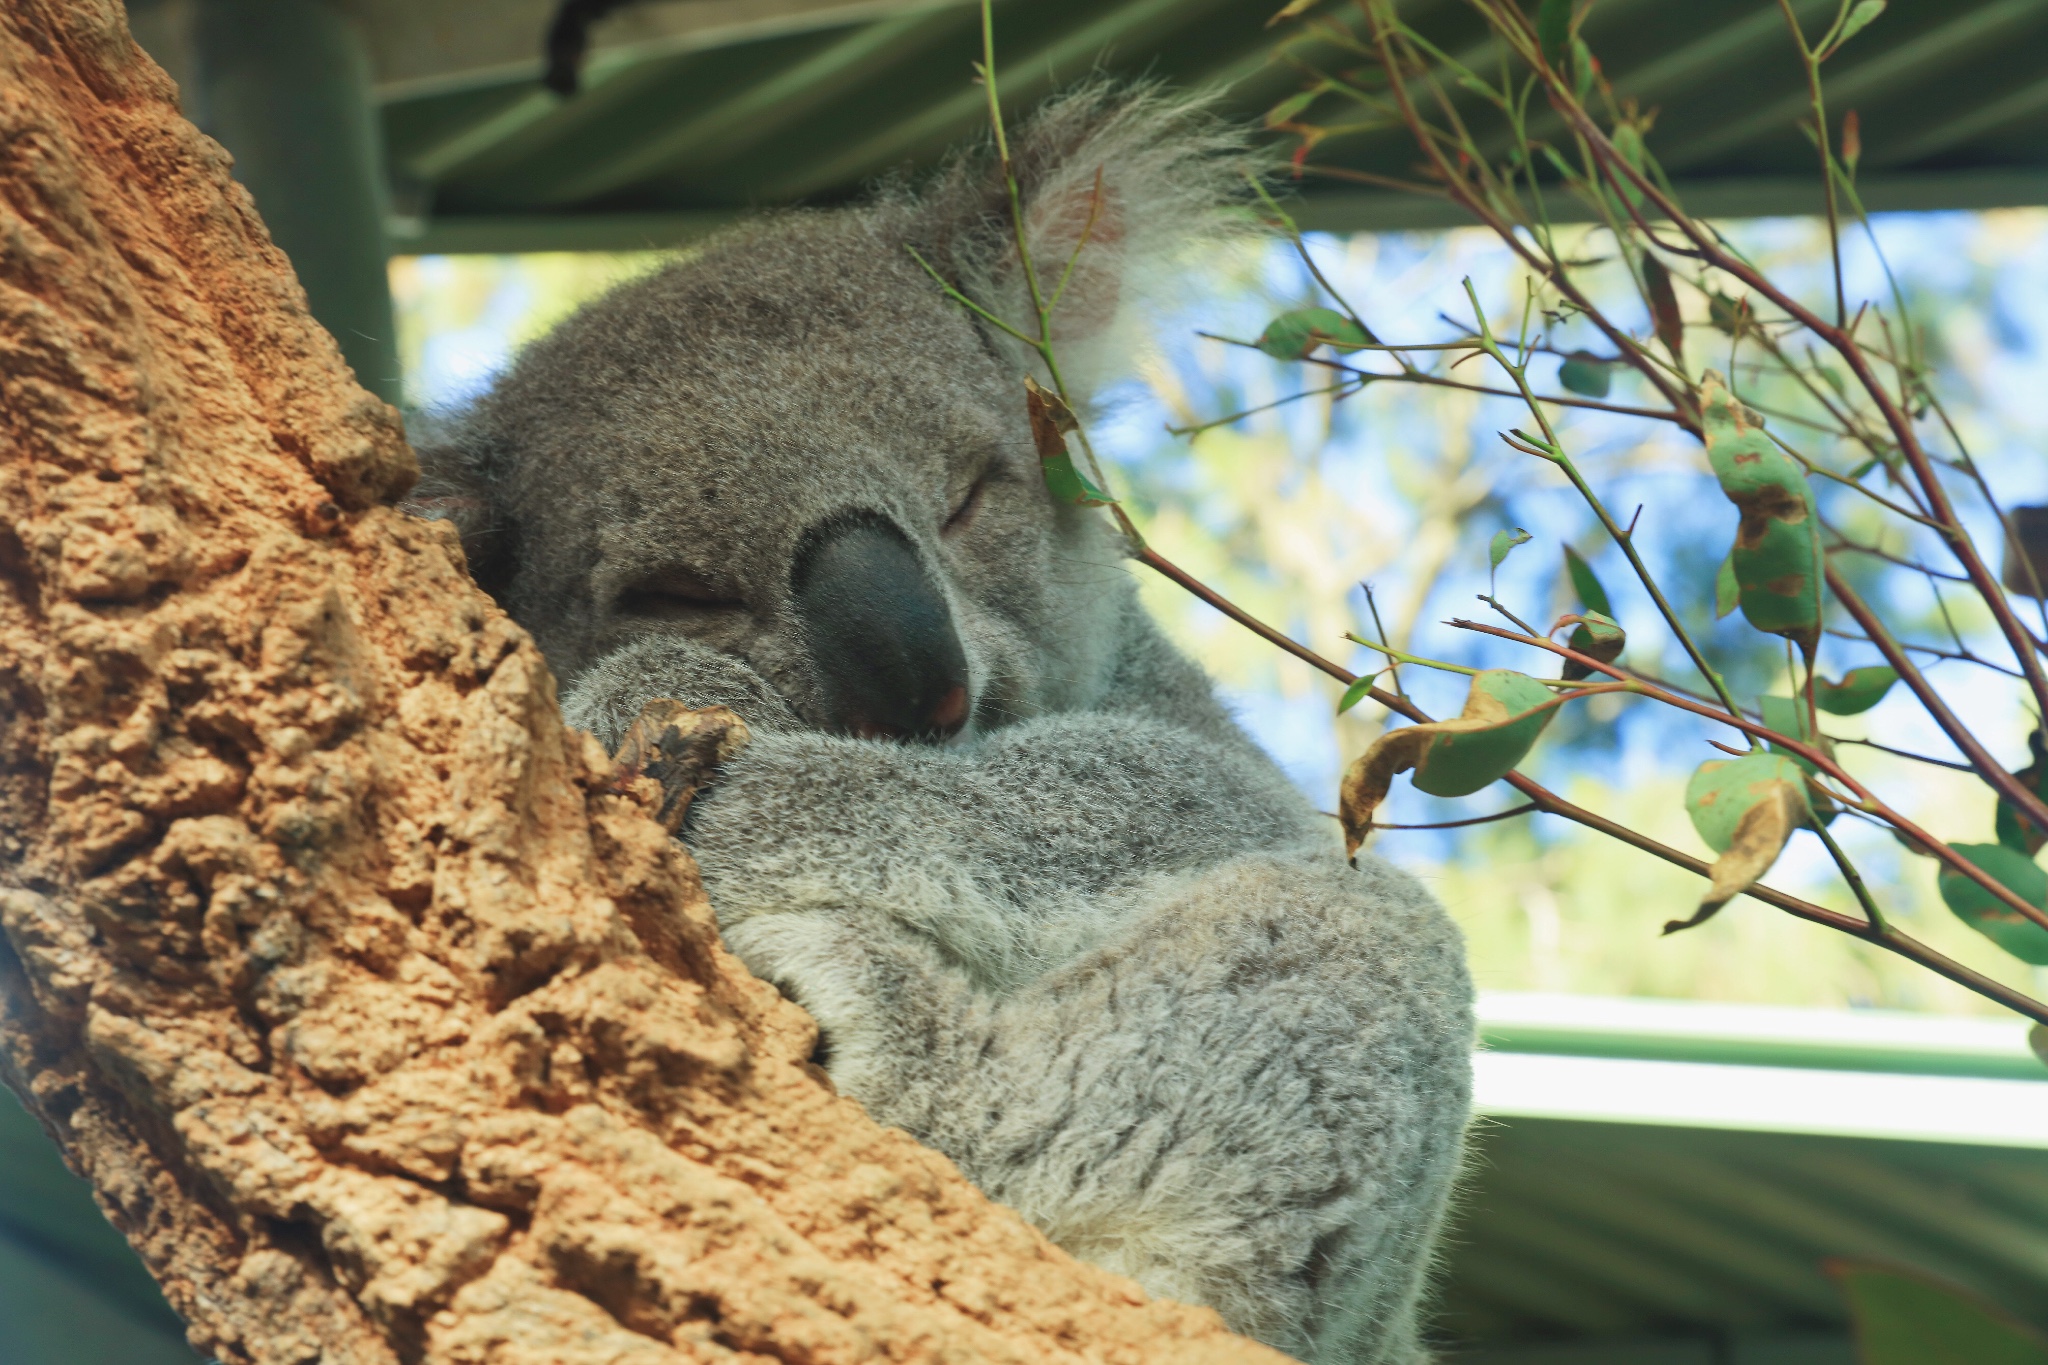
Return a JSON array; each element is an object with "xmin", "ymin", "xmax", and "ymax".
[{"xmin": 0, "ymin": 5, "xmax": 1287, "ymax": 1361}]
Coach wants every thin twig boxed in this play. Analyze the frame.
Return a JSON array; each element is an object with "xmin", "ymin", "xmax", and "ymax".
[{"xmin": 1373, "ymin": 803, "xmax": 1541, "ymax": 830}]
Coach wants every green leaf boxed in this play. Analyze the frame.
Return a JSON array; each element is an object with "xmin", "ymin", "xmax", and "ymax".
[
  {"xmin": 1041, "ymin": 453, "xmax": 1115, "ymax": 507},
  {"xmin": 1571, "ymin": 36, "xmax": 1596, "ymax": 101},
  {"xmin": 1701, "ymin": 373, "xmax": 1822, "ymax": 650},
  {"xmin": 1536, "ymin": 0, "xmax": 1572, "ymax": 68},
  {"xmin": 1759, "ymin": 695, "xmax": 1827, "ymax": 775},
  {"xmin": 1714, "ymin": 549, "xmax": 1741, "ymax": 618},
  {"xmin": 1024, "ymin": 377, "xmax": 1116, "ymax": 508},
  {"xmin": 1337, "ymin": 674, "xmax": 1377, "ymax": 715},
  {"xmin": 1489, "ymin": 527, "xmax": 1533, "ymax": 571},
  {"xmin": 1338, "ymin": 670, "xmax": 1557, "ymax": 855},
  {"xmin": 1830, "ymin": 1260, "xmax": 2048, "ymax": 1365},
  {"xmin": 1563, "ymin": 544, "xmax": 1614, "ymax": 616},
  {"xmin": 1707, "ymin": 291, "xmax": 1749, "ymax": 336},
  {"xmin": 1256, "ymin": 307, "xmax": 1370, "ymax": 360},
  {"xmin": 1263, "ymin": 85, "xmax": 1326, "ymax": 127},
  {"xmin": 1560, "ymin": 610, "xmax": 1624, "ymax": 681},
  {"xmin": 1557, "ymin": 351, "xmax": 1612, "ymax": 397},
  {"xmin": 1675, "ymin": 752, "xmax": 1810, "ymax": 930},
  {"xmin": 1833, "ymin": 0, "xmax": 1888, "ymax": 51},
  {"xmin": 1265, "ymin": 0, "xmax": 1325, "ymax": 28},
  {"xmin": 1937, "ymin": 843, "xmax": 2048, "ymax": 965},
  {"xmin": 1607, "ymin": 124, "xmax": 1649, "ymax": 214},
  {"xmin": 1995, "ymin": 730, "xmax": 2048, "ymax": 855},
  {"xmin": 1642, "ymin": 254, "xmax": 1683, "ymax": 365},
  {"xmin": 1814, "ymin": 665, "xmax": 1898, "ymax": 715}
]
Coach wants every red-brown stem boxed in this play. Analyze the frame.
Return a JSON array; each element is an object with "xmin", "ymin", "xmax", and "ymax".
[
  {"xmin": 1497, "ymin": 770, "xmax": 2048, "ymax": 1025},
  {"xmin": 1137, "ymin": 547, "xmax": 1361, "ymax": 683},
  {"xmin": 1452, "ymin": 616, "xmax": 2048, "ymax": 937},
  {"xmin": 1362, "ymin": 6, "xmax": 1701, "ymax": 430},
  {"xmin": 1541, "ymin": 69, "xmax": 2048, "ymax": 720},
  {"xmin": 1134, "ymin": 545, "xmax": 2048, "ymax": 1023},
  {"xmin": 1826, "ymin": 565, "xmax": 2048, "ymax": 834}
]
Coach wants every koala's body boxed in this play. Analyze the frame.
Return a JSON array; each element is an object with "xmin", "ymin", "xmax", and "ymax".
[{"xmin": 418, "ymin": 88, "xmax": 1473, "ymax": 1364}]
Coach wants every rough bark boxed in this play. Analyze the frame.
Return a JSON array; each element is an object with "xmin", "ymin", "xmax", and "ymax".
[{"xmin": 0, "ymin": 4, "xmax": 1288, "ymax": 1362}]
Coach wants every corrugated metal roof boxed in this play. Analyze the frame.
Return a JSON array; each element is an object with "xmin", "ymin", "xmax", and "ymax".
[
  {"xmin": 7, "ymin": 995, "xmax": 2046, "ymax": 1362},
  {"xmin": 322, "ymin": 0, "xmax": 2048, "ymax": 252}
]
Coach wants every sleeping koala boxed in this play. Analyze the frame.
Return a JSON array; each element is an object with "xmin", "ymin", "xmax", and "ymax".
[{"xmin": 415, "ymin": 86, "xmax": 1473, "ymax": 1364}]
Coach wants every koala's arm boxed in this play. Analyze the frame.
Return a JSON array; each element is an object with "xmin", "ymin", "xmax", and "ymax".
[
  {"xmin": 675, "ymin": 708, "xmax": 1331, "ymax": 985},
  {"xmin": 722, "ymin": 852, "xmax": 1472, "ymax": 1365},
  {"xmin": 560, "ymin": 635, "xmax": 804, "ymax": 743}
]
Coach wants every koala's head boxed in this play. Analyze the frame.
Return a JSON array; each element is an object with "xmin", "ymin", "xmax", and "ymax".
[{"xmin": 415, "ymin": 85, "xmax": 1259, "ymax": 745}]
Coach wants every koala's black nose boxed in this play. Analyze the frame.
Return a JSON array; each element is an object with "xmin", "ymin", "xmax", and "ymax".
[{"xmin": 791, "ymin": 515, "xmax": 971, "ymax": 742}]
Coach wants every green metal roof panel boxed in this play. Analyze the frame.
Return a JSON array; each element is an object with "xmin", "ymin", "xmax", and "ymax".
[{"xmin": 362, "ymin": 0, "xmax": 2048, "ymax": 246}]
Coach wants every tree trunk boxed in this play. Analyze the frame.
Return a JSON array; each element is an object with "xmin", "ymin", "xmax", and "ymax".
[{"xmin": 0, "ymin": 4, "xmax": 1285, "ymax": 1361}]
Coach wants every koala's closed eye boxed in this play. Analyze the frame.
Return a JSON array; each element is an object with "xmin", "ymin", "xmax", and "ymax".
[
  {"xmin": 614, "ymin": 565, "xmax": 746, "ymax": 619},
  {"xmin": 942, "ymin": 471, "xmax": 993, "ymax": 539}
]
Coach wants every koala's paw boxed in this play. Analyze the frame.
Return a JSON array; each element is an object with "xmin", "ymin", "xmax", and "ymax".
[
  {"xmin": 563, "ymin": 635, "xmax": 804, "ymax": 748},
  {"xmin": 608, "ymin": 700, "xmax": 751, "ymax": 833}
]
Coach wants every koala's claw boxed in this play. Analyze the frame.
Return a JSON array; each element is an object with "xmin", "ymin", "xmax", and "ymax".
[{"xmin": 610, "ymin": 700, "xmax": 752, "ymax": 832}]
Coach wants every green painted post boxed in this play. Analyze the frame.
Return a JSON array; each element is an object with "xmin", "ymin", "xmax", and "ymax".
[{"xmin": 188, "ymin": 0, "xmax": 403, "ymax": 406}]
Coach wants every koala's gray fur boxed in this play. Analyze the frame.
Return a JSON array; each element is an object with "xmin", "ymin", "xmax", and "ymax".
[{"xmin": 414, "ymin": 86, "xmax": 1473, "ymax": 1364}]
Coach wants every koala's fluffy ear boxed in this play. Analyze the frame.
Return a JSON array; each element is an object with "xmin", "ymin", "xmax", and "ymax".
[
  {"xmin": 909, "ymin": 82, "xmax": 1269, "ymax": 395},
  {"xmin": 404, "ymin": 432, "xmax": 516, "ymax": 599}
]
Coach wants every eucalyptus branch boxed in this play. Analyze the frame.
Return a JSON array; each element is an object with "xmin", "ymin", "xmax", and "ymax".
[
  {"xmin": 1167, "ymin": 378, "xmax": 1371, "ymax": 437},
  {"xmin": 1360, "ymin": 0, "xmax": 1700, "ymax": 428},
  {"xmin": 1776, "ymin": 0, "xmax": 1847, "ymax": 325},
  {"xmin": 1372, "ymin": 803, "xmax": 1541, "ymax": 831},
  {"xmin": 1175, "ymin": 561, "xmax": 2048, "ymax": 1021},
  {"xmin": 1196, "ymin": 331, "xmax": 1690, "ymax": 422},
  {"xmin": 1537, "ymin": 63, "xmax": 2048, "ymax": 719},
  {"xmin": 1461, "ymin": 280, "xmax": 1747, "ymax": 723},
  {"xmin": 1448, "ymin": 617, "xmax": 2048, "ymax": 938},
  {"xmin": 1826, "ymin": 565, "xmax": 2048, "ymax": 839}
]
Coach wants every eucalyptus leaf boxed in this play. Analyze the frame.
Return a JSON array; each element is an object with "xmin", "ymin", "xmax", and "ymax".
[
  {"xmin": 1338, "ymin": 670, "xmax": 1557, "ymax": 855},
  {"xmin": 1557, "ymin": 352, "xmax": 1612, "ymax": 398},
  {"xmin": 1996, "ymin": 730, "xmax": 2048, "ymax": 856},
  {"xmin": 1834, "ymin": 0, "xmax": 1887, "ymax": 51},
  {"xmin": 1936, "ymin": 843, "xmax": 2048, "ymax": 965},
  {"xmin": 1256, "ymin": 307, "xmax": 1370, "ymax": 360},
  {"xmin": 1707, "ymin": 291, "xmax": 1749, "ymax": 336},
  {"xmin": 1702, "ymin": 373, "xmax": 1822, "ymax": 650},
  {"xmin": 1489, "ymin": 528, "xmax": 1533, "ymax": 571},
  {"xmin": 1263, "ymin": 86, "xmax": 1325, "ymax": 126},
  {"xmin": 1813, "ymin": 665, "xmax": 1898, "ymax": 715},
  {"xmin": 1559, "ymin": 611, "xmax": 1623, "ymax": 681},
  {"xmin": 1642, "ymin": 255, "xmax": 1683, "ymax": 365},
  {"xmin": 1024, "ymin": 377, "xmax": 1115, "ymax": 508},
  {"xmin": 1759, "ymin": 695, "xmax": 1825, "ymax": 776},
  {"xmin": 1337, "ymin": 675, "xmax": 1377, "ymax": 715},
  {"xmin": 1609, "ymin": 124, "xmax": 1648, "ymax": 213},
  {"xmin": 1829, "ymin": 1260, "xmax": 2048, "ymax": 1365},
  {"xmin": 1675, "ymin": 752, "xmax": 1810, "ymax": 930},
  {"xmin": 1563, "ymin": 544, "xmax": 1613, "ymax": 616},
  {"xmin": 1571, "ymin": 36, "xmax": 1596, "ymax": 101},
  {"xmin": 1714, "ymin": 549, "xmax": 1741, "ymax": 619}
]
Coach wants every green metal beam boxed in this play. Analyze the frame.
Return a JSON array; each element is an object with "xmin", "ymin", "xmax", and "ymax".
[
  {"xmin": 1879, "ymin": 71, "xmax": 2048, "ymax": 168},
  {"xmin": 756, "ymin": 0, "xmax": 1239, "ymax": 202},
  {"xmin": 392, "ymin": 210, "xmax": 740, "ymax": 256},
  {"xmin": 1285, "ymin": 169, "xmax": 2048, "ymax": 233},
  {"xmin": 536, "ymin": 8, "xmax": 971, "ymax": 205},
  {"xmin": 1656, "ymin": 0, "xmax": 2048, "ymax": 171},
  {"xmin": 1477, "ymin": 1152, "xmax": 1843, "ymax": 1318},
  {"xmin": 188, "ymin": 0, "xmax": 403, "ymax": 404}
]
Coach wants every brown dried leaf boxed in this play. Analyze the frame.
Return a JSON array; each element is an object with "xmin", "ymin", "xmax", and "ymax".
[{"xmin": 1665, "ymin": 780, "xmax": 1803, "ymax": 933}]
